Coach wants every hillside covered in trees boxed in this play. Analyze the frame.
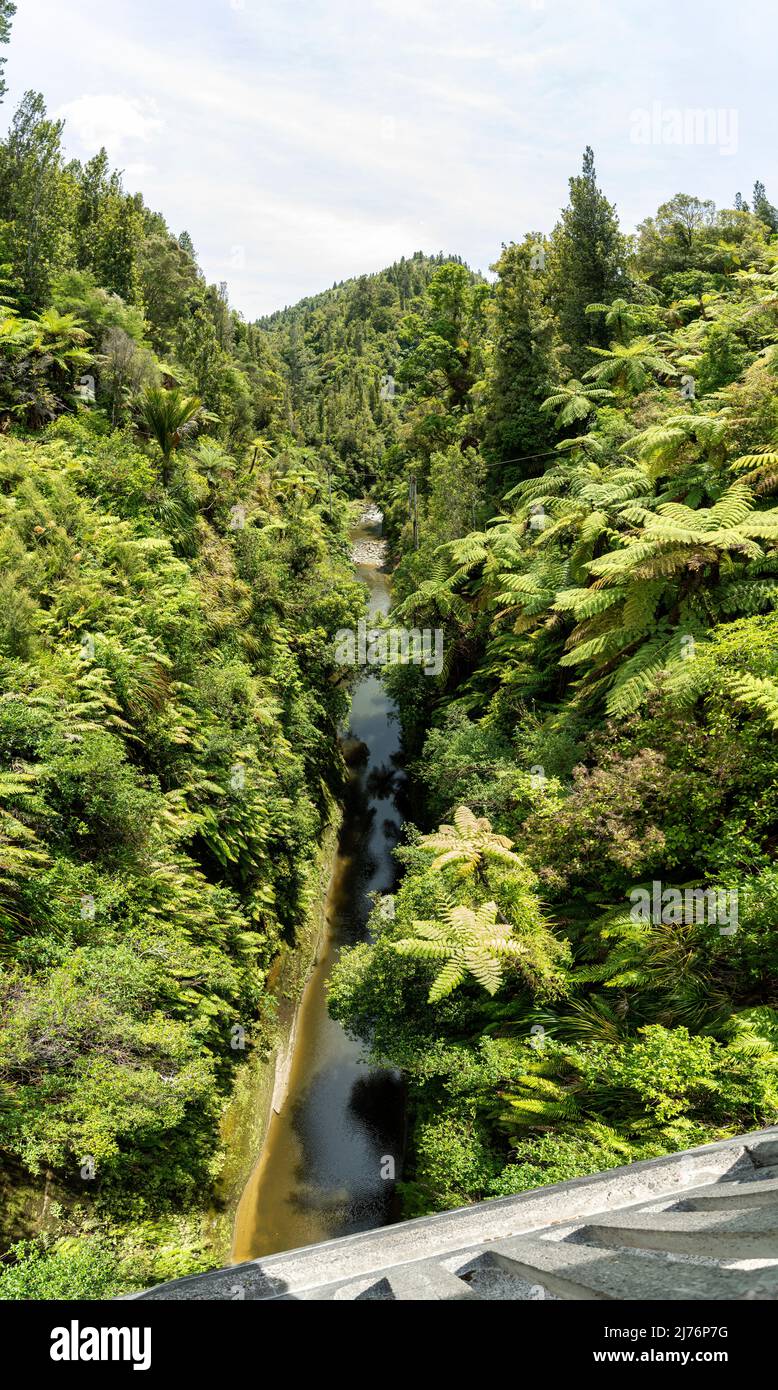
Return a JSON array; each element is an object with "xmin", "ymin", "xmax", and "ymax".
[
  {"xmin": 328, "ymin": 156, "xmax": 778, "ymax": 1215},
  {"xmin": 0, "ymin": 45, "xmax": 372, "ymax": 1293},
  {"xmin": 0, "ymin": 0, "xmax": 777, "ymax": 1296}
]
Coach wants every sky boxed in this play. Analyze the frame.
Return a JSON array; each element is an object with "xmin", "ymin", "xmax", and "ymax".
[{"xmin": 5, "ymin": 0, "xmax": 777, "ymax": 319}]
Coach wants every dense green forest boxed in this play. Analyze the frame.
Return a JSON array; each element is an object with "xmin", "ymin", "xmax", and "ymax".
[
  {"xmin": 0, "ymin": 38, "xmax": 377, "ymax": 1293},
  {"xmin": 327, "ymin": 160, "xmax": 778, "ymax": 1214},
  {"xmin": 1, "ymin": 0, "xmax": 777, "ymax": 1297}
]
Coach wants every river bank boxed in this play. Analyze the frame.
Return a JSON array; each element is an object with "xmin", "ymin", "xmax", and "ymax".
[
  {"xmin": 0, "ymin": 810, "xmax": 343, "ymax": 1283},
  {"xmin": 203, "ymin": 810, "xmax": 343, "ymax": 1266},
  {"xmin": 231, "ymin": 502, "xmax": 406, "ymax": 1263},
  {"xmin": 0, "ymin": 509, "xmax": 375, "ymax": 1288},
  {"xmin": 0, "ymin": 503, "xmax": 409, "ymax": 1280}
]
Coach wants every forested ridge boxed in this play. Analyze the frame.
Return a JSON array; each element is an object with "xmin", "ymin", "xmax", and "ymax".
[
  {"xmin": 0, "ymin": 45, "xmax": 373, "ymax": 1294},
  {"xmin": 255, "ymin": 252, "xmax": 470, "ymax": 488},
  {"xmin": 327, "ymin": 159, "xmax": 778, "ymax": 1215},
  {"xmin": 1, "ymin": 0, "xmax": 778, "ymax": 1294}
]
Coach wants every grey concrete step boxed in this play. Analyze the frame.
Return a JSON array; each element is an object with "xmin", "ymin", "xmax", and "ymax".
[
  {"xmin": 453, "ymin": 1258, "xmax": 554, "ymax": 1301},
  {"xmin": 295, "ymin": 1259, "xmax": 485, "ymax": 1301},
  {"xmin": 280, "ymin": 1236, "xmax": 778, "ymax": 1302},
  {"xmin": 127, "ymin": 1126, "xmax": 778, "ymax": 1301},
  {"xmin": 481, "ymin": 1235, "xmax": 778, "ymax": 1300},
  {"xmin": 749, "ymin": 1138, "xmax": 778, "ymax": 1168},
  {"xmin": 678, "ymin": 1177, "xmax": 778, "ymax": 1211},
  {"xmin": 364, "ymin": 1261, "xmax": 483, "ymax": 1301},
  {"xmin": 719, "ymin": 1163, "xmax": 778, "ymax": 1183},
  {"xmin": 578, "ymin": 1206, "xmax": 778, "ymax": 1259}
]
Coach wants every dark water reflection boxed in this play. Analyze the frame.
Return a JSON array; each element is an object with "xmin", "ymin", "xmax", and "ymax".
[{"xmin": 232, "ymin": 512, "xmax": 406, "ymax": 1260}]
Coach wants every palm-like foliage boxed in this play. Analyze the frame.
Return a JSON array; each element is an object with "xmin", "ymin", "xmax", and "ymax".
[
  {"xmin": 576, "ymin": 903, "xmax": 728, "ymax": 1030},
  {"xmin": 33, "ymin": 309, "xmax": 91, "ymax": 376},
  {"xmin": 662, "ymin": 620, "xmax": 778, "ymax": 731},
  {"xmin": 584, "ymin": 337, "xmax": 677, "ymax": 395},
  {"xmin": 139, "ymin": 385, "xmax": 204, "ymax": 485},
  {"xmin": 0, "ymin": 770, "xmax": 49, "ymax": 936},
  {"xmin": 584, "ymin": 298, "xmax": 643, "ymax": 344},
  {"xmin": 554, "ymin": 481, "xmax": 778, "ymax": 713},
  {"xmin": 271, "ymin": 462, "xmax": 322, "ymax": 514},
  {"xmin": 393, "ymin": 899, "xmax": 526, "ymax": 1001},
  {"xmin": 0, "ymin": 309, "xmax": 92, "ymax": 425},
  {"xmin": 420, "ymin": 804, "xmax": 522, "ymax": 878},
  {"xmin": 439, "ymin": 436, "xmax": 778, "ymax": 719},
  {"xmin": 498, "ymin": 1048, "xmax": 583, "ymax": 1127},
  {"xmin": 403, "ymin": 807, "xmax": 571, "ymax": 997},
  {"xmin": 626, "ymin": 411, "xmax": 729, "ymax": 478},
  {"xmin": 392, "ymin": 556, "xmax": 471, "ymax": 682},
  {"xmin": 444, "ymin": 453, "xmax": 655, "ymax": 647},
  {"xmin": 539, "ymin": 379, "xmax": 614, "ymax": 428},
  {"xmin": 247, "ymin": 435, "xmax": 275, "ymax": 474},
  {"xmin": 731, "ymin": 448, "xmax": 778, "ymax": 496},
  {"xmin": 0, "ymin": 311, "xmax": 36, "ymax": 356}
]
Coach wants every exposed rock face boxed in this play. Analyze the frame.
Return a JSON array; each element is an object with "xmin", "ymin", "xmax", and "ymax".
[{"xmin": 128, "ymin": 1127, "xmax": 778, "ymax": 1301}]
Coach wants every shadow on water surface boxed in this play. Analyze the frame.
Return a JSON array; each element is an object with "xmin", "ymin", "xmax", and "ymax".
[{"xmin": 232, "ymin": 508, "xmax": 406, "ymax": 1261}]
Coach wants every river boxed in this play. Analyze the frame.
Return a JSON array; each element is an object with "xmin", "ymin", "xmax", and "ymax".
[{"xmin": 232, "ymin": 504, "xmax": 406, "ymax": 1261}]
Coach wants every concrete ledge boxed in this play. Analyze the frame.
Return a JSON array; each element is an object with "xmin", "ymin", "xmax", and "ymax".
[{"xmin": 128, "ymin": 1126, "xmax": 778, "ymax": 1301}]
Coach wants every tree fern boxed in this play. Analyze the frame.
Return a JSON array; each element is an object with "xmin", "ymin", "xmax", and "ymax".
[
  {"xmin": 722, "ymin": 670, "xmax": 778, "ymax": 730},
  {"xmin": 420, "ymin": 805, "xmax": 521, "ymax": 878},
  {"xmin": 392, "ymin": 900, "xmax": 526, "ymax": 1001}
]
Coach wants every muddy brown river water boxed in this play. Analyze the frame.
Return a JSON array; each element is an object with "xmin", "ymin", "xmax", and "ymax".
[{"xmin": 232, "ymin": 506, "xmax": 406, "ymax": 1261}]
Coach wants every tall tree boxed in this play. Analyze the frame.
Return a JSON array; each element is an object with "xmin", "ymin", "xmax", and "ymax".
[
  {"xmin": 398, "ymin": 261, "xmax": 488, "ymax": 462},
  {"xmin": 0, "ymin": 1, "xmax": 15, "ymax": 104},
  {"xmin": 635, "ymin": 194, "xmax": 718, "ymax": 284},
  {"xmin": 481, "ymin": 235, "xmax": 558, "ymax": 487},
  {"xmin": 752, "ymin": 180, "xmax": 778, "ymax": 233},
  {"xmin": 72, "ymin": 151, "xmax": 144, "ymax": 302},
  {"xmin": 546, "ymin": 147, "xmax": 629, "ymax": 376},
  {"xmin": 0, "ymin": 91, "xmax": 74, "ymax": 309}
]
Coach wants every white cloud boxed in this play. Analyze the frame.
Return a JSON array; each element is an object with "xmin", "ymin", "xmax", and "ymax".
[
  {"xmin": 5, "ymin": 0, "xmax": 778, "ymax": 316},
  {"xmin": 121, "ymin": 160, "xmax": 157, "ymax": 182},
  {"xmin": 55, "ymin": 94, "xmax": 162, "ymax": 157}
]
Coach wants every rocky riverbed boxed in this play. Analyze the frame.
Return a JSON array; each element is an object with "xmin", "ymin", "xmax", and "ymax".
[{"xmin": 352, "ymin": 503, "xmax": 387, "ymax": 567}]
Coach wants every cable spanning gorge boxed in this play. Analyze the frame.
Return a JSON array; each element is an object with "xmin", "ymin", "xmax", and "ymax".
[{"xmin": 1, "ymin": 46, "xmax": 777, "ymax": 1311}]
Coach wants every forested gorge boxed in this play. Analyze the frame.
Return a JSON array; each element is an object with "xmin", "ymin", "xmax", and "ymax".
[
  {"xmin": 0, "ymin": 0, "xmax": 777, "ymax": 1295},
  {"xmin": 0, "ymin": 60, "xmax": 370, "ymax": 1294},
  {"xmin": 329, "ymin": 163, "xmax": 778, "ymax": 1214}
]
